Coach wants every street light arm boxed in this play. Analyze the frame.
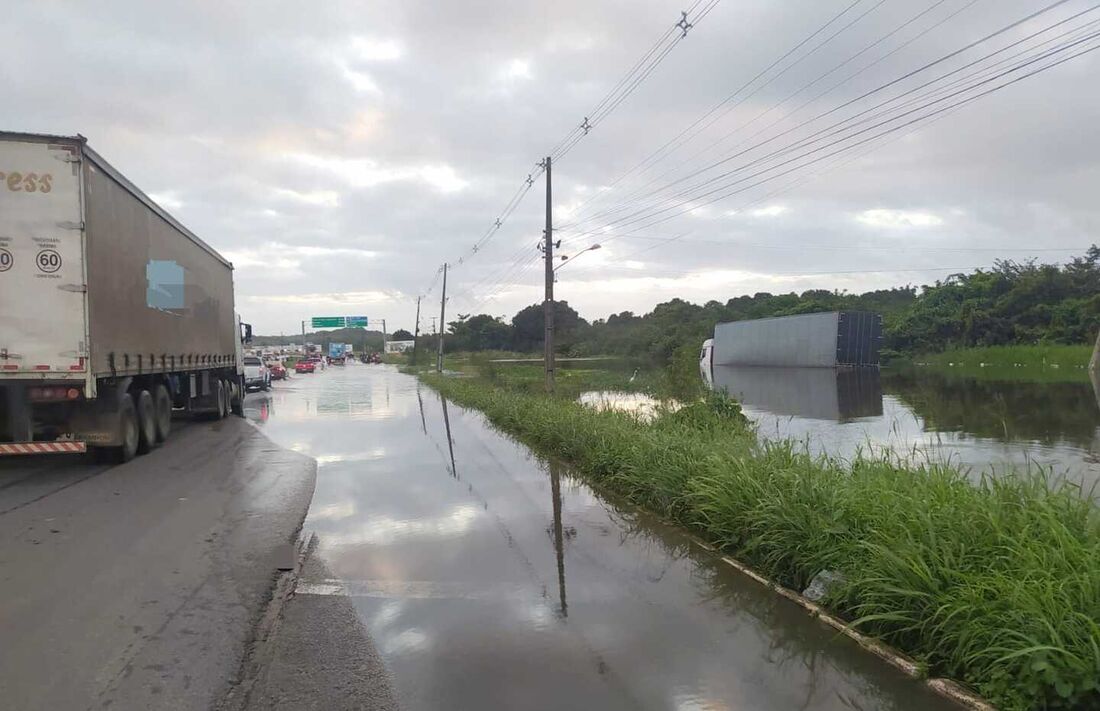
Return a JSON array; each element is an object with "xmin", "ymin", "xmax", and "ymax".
[{"xmin": 552, "ymin": 243, "xmax": 602, "ymax": 273}]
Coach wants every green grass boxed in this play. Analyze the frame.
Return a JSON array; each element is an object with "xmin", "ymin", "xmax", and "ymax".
[
  {"xmin": 420, "ymin": 372, "xmax": 1100, "ymax": 711},
  {"xmin": 914, "ymin": 344, "xmax": 1094, "ymax": 370}
]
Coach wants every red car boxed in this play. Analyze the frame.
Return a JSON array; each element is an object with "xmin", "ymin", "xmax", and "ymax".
[
  {"xmin": 268, "ymin": 362, "xmax": 287, "ymax": 380},
  {"xmin": 294, "ymin": 360, "xmax": 315, "ymax": 374}
]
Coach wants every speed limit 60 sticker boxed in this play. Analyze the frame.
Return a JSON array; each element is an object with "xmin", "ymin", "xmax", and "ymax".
[{"xmin": 36, "ymin": 249, "xmax": 62, "ymax": 273}]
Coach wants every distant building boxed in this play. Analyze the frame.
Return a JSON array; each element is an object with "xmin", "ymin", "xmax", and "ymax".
[{"xmin": 384, "ymin": 340, "xmax": 415, "ymax": 353}]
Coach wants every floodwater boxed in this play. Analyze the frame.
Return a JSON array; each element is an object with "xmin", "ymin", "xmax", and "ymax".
[
  {"xmin": 714, "ymin": 365, "xmax": 1100, "ymax": 490},
  {"xmin": 244, "ymin": 364, "xmax": 957, "ymax": 711},
  {"xmin": 584, "ymin": 365, "xmax": 1100, "ymax": 490}
]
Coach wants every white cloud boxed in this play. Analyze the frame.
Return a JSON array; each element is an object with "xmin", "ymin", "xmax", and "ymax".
[
  {"xmin": 273, "ymin": 188, "xmax": 341, "ymax": 207},
  {"xmin": 338, "ymin": 62, "xmax": 381, "ymax": 93},
  {"xmin": 749, "ymin": 204, "xmax": 788, "ymax": 218},
  {"xmin": 287, "ymin": 153, "xmax": 468, "ymax": 193},
  {"xmin": 148, "ymin": 191, "xmax": 183, "ymax": 210},
  {"xmin": 856, "ymin": 209, "xmax": 943, "ymax": 229},
  {"xmin": 348, "ymin": 37, "xmax": 404, "ymax": 62},
  {"xmin": 224, "ymin": 243, "xmax": 378, "ymax": 271},
  {"xmin": 418, "ymin": 164, "xmax": 468, "ymax": 193},
  {"xmin": 246, "ymin": 290, "xmax": 395, "ymax": 305},
  {"xmin": 503, "ymin": 58, "xmax": 532, "ymax": 80}
]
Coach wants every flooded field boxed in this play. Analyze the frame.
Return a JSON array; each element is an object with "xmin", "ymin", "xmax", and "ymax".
[{"xmin": 586, "ymin": 365, "xmax": 1100, "ymax": 490}]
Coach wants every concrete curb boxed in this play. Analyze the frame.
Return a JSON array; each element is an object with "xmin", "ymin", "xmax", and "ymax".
[{"xmin": 684, "ymin": 532, "xmax": 996, "ymax": 711}]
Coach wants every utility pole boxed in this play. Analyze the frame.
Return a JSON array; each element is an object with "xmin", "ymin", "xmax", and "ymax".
[
  {"xmin": 412, "ymin": 296, "xmax": 422, "ymax": 365},
  {"xmin": 543, "ymin": 156, "xmax": 555, "ymax": 392},
  {"xmin": 430, "ymin": 317, "xmax": 437, "ymax": 334},
  {"xmin": 436, "ymin": 263, "xmax": 448, "ymax": 373},
  {"xmin": 381, "ymin": 318, "xmax": 387, "ymax": 356},
  {"xmin": 301, "ymin": 320, "xmax": 306, "ymax": 355}
]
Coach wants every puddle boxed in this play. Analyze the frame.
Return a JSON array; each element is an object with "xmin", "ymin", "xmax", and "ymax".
[{"xmin": 576, "ymin": 390, "xmax": 677, "ymax": 421}]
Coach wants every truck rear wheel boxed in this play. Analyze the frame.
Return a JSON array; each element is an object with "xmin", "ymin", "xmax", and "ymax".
[
  {"xmin": 112, "ymin": 395, "xmax": 140, "ymax": 463},
  {"xmin": 153, "ymin": 384, "xmax": 172, "ymax": 442},
  {"xmin": 217, "ymin": 380, "xmax": 228, "ymax": 419},
  {"xmin": 231, "ymin": 377, "xmax": 245, "ymax": 417},
  {"xmin": 135, "ymin": 389, "xmax": 157, "ymax": 454}
]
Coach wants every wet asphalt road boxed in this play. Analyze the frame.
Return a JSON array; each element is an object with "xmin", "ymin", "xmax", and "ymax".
[
  {"xmin": 247, "ymin": 364, "xmax": 960, "ymax": 711},
  {"xmin": 0, "ymin": 413, "xmax": 316, "ymax": 710}
]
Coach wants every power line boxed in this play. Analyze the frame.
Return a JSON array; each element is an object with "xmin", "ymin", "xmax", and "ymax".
[
  {"xmin": 557, "ymin": 263, "xmax": 1055, "ymax": 280},
  {"xmin": 557, "ymin": 229, "xmax": 1088, "ymax": 253},
  {"xmin": 558, "ymin": 0, "xmax": 872, "ymax": 224},
  {"xmin": 441, "ymin": 1, "xmax": 724, "ymax": 305},
  {"xmin": 551, "ymin": 0, "xmax": 724, "ymax": 163},
  {"xmin": 568, "ymin": 9, "xmax": 1100, "ymax": 240},
  {"xmin": 566, "ymin": 0, "xmax": 977, "ymax": 229},
  {"xmin": 571, "ymin": 0, "xmax": 1086, "ymax": 231}
]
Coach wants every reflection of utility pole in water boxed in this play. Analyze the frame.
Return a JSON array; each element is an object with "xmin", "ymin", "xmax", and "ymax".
[
  {"xmin": 549, "ymin": 460, "xmax": 568, "ymax": 618},
  {"xmin": 416, "ymin": 386, "xmax": 427, "ymax": 435},
  {"xmin": 1091, "ymin": 327, "xmax": 1100, "ymax": 373},
  {"xmin": 440, "ymin": 394, "xmax": 458, "ymax": 478},
  {"xmin": 1091, "ymin": 329, "xmax": 1100, "ymax": 413},
  {"xmin": 1091, "ymin": 367, "xmax": 1100, "ymax": 415}
]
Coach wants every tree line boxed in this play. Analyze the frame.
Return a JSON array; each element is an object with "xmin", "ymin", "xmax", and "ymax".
[{"xmin": 433, "ymin": 247, "xmax": 1100, "ymax": 363}]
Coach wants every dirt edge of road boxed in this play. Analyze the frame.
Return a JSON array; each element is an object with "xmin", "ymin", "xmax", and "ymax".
[
  {"xmin": 224, "ymin": 534, "xmax": 401, "ymax": 711},
  {"xmin": 219, "ymin": 532, "xmax": 315, "ymax": 711}
]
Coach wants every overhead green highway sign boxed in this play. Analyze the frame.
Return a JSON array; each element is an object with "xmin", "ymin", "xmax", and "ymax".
[
  {"xmin": 311, "ymin": 316, "xmax": 345, "ymax": 328},
  {"xmin": 346, "ymin": 316, "xmax": 369, "ymax": 327}
]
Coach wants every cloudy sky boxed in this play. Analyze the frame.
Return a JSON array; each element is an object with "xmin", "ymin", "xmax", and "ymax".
[{"xmin": 3, "ymin": 0, "xmax": 1099, "ymax": 335}]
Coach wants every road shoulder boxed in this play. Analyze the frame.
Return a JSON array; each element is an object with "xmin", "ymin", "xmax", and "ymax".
[
  {"xmin": 0, "ymin": 417, "xmax": 317, "ymax": 711},
  {"xmin": 231, "ymin": 547, "xmax": 399, "ymax": 711}
]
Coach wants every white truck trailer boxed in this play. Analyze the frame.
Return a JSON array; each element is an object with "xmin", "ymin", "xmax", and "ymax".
[
  {"xmin": 700, "ymin": 311, "xmax": 883, "ymax": 374},
  {"xmin": 0, "ymin": 132, "xmax": 250, "ymax": 461}
]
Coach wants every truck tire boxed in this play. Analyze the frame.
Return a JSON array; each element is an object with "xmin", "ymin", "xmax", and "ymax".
[
  {"xmin": 113, "ymin": 395, "xmax": 140, "ymax": 463},
  {"xmin": 231, "ymin": 377, "xmax": 245, "ymax": 417},
  {"xmin": 216, "ymin": 380, "xmax": 228, "ymax": 419},
  {"xmin": 135, "ymin": 389, "xmax": 157, "ymax": 454},
  {"xmin": 153, "ymin": 384, "xmax": 172, "ymax": 442}
]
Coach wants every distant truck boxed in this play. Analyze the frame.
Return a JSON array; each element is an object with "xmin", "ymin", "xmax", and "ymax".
[
  {"xmin": 0, "ymin": 132, "xmax": 251, "ymax": 460},
  {"xmin": 328, "ymin": 343, "xmax": 346, "ymax": 363},
  {"xmin": 700, "ymin": 311, "xmax": 882, "ymax": 374}
]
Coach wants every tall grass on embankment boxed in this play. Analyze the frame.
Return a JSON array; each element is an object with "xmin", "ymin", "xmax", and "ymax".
[{"xmin": 421, "ymin": 373, "xmax": 1100, "ymax": 711}]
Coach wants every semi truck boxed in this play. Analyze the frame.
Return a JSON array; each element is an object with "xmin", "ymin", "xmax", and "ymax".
[
  {"xmin": 0, "ymin": 132, "xmax": 250, "ymax": 461},
  {"xmin": 700, "ymin": 311, "xmax": 882, "ymax": 374}
]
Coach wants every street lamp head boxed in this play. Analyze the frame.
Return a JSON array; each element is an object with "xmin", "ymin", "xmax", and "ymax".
[{"xmin": 589, "ymin": 243, "xmax": 602, "ymax": 250}]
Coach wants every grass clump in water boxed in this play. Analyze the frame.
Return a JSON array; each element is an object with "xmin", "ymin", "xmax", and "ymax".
[{"xmin": 421, "ymin": 372, "xmax": 1100, "ymax": 711}]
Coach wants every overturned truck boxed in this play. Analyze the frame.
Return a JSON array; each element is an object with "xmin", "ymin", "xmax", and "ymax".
[{"xmin": 701, "ymin": 311, "xmax": 883, "ymax": 372}]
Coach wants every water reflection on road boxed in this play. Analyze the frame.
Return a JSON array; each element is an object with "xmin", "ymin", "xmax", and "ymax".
[{"xmin": 245, "ymin": 365, "xmax": 954, "ymax": 711}]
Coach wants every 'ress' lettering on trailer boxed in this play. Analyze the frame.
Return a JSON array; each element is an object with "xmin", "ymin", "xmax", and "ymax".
[{"xmin": 0, "ymin": 170, "xmax": 53, "ymax": 193}]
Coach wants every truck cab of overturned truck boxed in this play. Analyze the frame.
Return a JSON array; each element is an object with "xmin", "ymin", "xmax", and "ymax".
[{"xmin": 699, "ymin": 338, "xmax": 714, "ymax": 387}]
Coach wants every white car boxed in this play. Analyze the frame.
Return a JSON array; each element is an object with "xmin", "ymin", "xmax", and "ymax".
[{"xmin": 243, "ymin": 356, "xmax": 271, "ymax": 392}]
